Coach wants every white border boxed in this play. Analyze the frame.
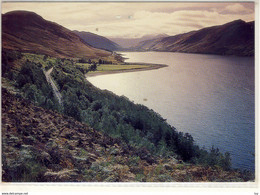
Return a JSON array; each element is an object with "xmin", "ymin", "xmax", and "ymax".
[{"xmin": 0, "ymin": 0, "xmax": 259, "ymax": 193}]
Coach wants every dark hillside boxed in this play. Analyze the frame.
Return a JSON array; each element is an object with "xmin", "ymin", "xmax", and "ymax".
[
  {"xmin": 135, "ymin": 20, "xmax": 254, "ymax": 56},
  {"xmin": 73, "ymin": 31, "xmax": 122, "ymax": 51},
  {"xmin": 2, "ymin": 11, "xmax": 111, "ymax": 59}
]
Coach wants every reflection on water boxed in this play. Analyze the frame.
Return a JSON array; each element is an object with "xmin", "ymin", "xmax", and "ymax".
[{"xmin": 88, "ymin": 52, "xmax": 255, "ymax": 171}]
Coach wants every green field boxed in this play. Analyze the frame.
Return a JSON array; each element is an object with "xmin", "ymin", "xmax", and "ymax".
[{"xmin": 92, "ymin": 64, "xmax": 151, "ymax": 72}]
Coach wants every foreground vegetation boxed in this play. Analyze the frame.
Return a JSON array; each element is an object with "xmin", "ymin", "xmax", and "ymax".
[
  {"xmin": 2, "ymin": 49, "xmax": 254, "ymax": 181},
  {"xmin": 3, "ymin": 88, "xmax": 252, "ymax": 182}
]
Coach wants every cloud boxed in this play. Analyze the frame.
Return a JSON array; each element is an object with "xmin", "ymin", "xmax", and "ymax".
[
  {"xmin": 1, "ymin": 2, "xmax": 255, "ymax": 38},
  {"xmin": 221, "ymin": 3, "xmax": 254, "ymax": 14}
]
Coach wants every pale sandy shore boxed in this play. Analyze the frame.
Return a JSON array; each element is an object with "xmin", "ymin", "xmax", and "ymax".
[{"xmin": 85, "ymin": 63, "xmax": 168, "ymax": 78}]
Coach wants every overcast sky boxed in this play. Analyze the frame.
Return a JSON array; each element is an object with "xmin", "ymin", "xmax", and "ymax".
[{"xmin": 2, "ymin": 2, "xmax": 255, "ymax": 38}]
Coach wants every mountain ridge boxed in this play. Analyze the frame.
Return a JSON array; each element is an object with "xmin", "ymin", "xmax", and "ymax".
[
  {"xmin": 134, "ymin": 19, "xmax": 254, "ymax": 56},
  {"xmin": 2, "ymin": 10, "xmax": 111, "ymax": 59},
  {"xmin": 73, "ymin": 30, "xmax": 122, "ymax": 51}
]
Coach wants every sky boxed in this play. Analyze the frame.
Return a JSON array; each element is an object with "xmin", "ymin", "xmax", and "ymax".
[{"xmin": 1, "ymin": 1, "xmax": 255, "ymax": 38}]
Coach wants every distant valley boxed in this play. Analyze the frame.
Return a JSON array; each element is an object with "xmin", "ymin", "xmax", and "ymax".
[
  {"xmin": 74, "ymin": 19, "xmax": 254, "ymax": 56},
  {"xmin": 109, "ymin": 34, "xmax": 169, "ymax": 49}
]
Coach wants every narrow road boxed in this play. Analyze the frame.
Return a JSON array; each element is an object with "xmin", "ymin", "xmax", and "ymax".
[{"xmin": 44, "ymin": 67, "xmax": 63, "ymax": 105}]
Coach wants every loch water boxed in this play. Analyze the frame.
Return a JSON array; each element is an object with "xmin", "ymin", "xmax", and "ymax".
[{"xmin": 88, "ymin": 52, "xmax": 255, "ymax": 171}]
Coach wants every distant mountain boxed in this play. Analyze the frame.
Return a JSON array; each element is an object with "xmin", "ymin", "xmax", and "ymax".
[
  {"xmin": 73, "ymin": 31, "xmax": 122, "ymax": 51},
  {"xmin": 109, "ymin": 34, "xmax": 169, "ymax": 49},
  {"xmin": 2, "ymin": 11, "xmax": 111, "ymax": 59},
  {"xmin": 135, "ymin": 20, "xmax": 254, "ymax": 56}
]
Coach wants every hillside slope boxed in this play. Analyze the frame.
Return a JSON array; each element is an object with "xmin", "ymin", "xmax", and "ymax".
[
  {"xmin": 2, "ymin": 11, "xmax": 111, "ymax": 59},
  {"xmin": 2, "ymin": 87, "xmax": 251, "ymax": 182},
  {"xmin": 2, "ymin": 48, "xmax": 254, "ymax": 182},
  {"xmin": 73, "ymin": 31, "xmax": 122, "ymax": 51},
  {"xmin": 135, "ymin": 20, "xmax": 254, "ymax": 56}
]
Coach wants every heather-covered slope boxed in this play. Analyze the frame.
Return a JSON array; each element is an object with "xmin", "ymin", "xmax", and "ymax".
[
  {"xmin": 2, "ymin": 88, "xmax": 252, "ymax": 182},
  {"xmin": 135, "ymin": 20, "xmax": 254, "ymax": 56},
  {"xmin": 2, "ymin": 11, "xmax": 111, "ymax": 59},
  {"xmin": 1, "ymin": 87, "xmax": 152, "ymax": 182}
]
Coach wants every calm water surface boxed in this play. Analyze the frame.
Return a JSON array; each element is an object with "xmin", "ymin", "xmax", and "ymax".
[{"xmin": 88, "ymin": 52, "xmax": 255, "ymax": 171}]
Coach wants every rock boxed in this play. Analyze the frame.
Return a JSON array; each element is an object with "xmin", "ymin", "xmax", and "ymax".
[
  {"xmin": 178, "ymin": 160, "xmax": 184, "ymax": 164},
  {"xmin": 72, "ymin": 155, "xmax": 89, "ymax": 165},
  {"xmin": 87, "ymin": 153, "xmax": 98, "ymax": 162},
  {"xmin": 90, "ymin": 162, "xmax": 101, "ymax": 171},
  {"xmin": 103, "ymin": 167, "xmax": 112, "ymax": 174},
  {"xmin": 104, "ymin": 175, "xmax": 117, "ymax": 182},
  {"xmin": 23, "ymin": 135, "xmax": 37, "ymax": 145},
  {"xmin": 174, "ymin": 169, "xmax": 187, "ymax": 175},
  {"xmin": 109, "ymin": 147, "xmax": 120, "ymax": 155},
  {"xmin": 7, "ymin": 136, "xmax": 20, "ymax": 145},
  {"xmin": 169, "ymin": 157, "xmax": 178, "ymax": 164},
  {"xmin": 157, "ymin": 174, "xmax": 173, "ymax": 182},
  {"xmin": 48, "ymin": 164, "xmax": 63, "ymax": 172},
  {"xmin": 121, "ymin": 172, "xmax": 135, "ymax": 182},
  {"xmin": 20, "ymin": 145, "xmax": 34, "ymax": 160},
  {"xmin": 163, "ymin": 164, "xmax": 173, "ymax": 171},
  {"xmin": 67, "ymin": 140, "xmax": 79, "ymax": 150},
  {"xmin": 45, "ymin": 140, "xmax": 58, "ymax": 152},
  {"xmin": 95, "ymin": 145, "xmax": 103, "ymax": 153},
  {"xmin": 44, "ymin": 169, "xmax": 79, "ymax": 182},
  {"xmin": 39, "ymin": 151, "xmax": 52, "ymax": 164}
]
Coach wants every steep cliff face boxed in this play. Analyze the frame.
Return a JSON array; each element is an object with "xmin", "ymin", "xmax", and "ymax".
[
  {"xmin": 2, "ymin": 11, "xmax": 111, "ymax": 59},
  {"xmin": 135, "ymin": 20, "xmax": 254, "ymax": 56}
]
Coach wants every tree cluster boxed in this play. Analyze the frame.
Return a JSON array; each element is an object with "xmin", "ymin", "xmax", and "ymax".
[
  {"xmin": 49, "ymin": 59, "xmax": 232, "ymax": 170},
  {"xmin": 14, "ymin": 59, "xmax": 60, "ymax": 111}
]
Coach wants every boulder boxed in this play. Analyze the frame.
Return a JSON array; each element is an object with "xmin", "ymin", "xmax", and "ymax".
[
  {"xmin": 163, "ymin": 164, "xmax": 173, "ymax": 171},
  {"xmin": 39, "ymin": 151, "xmax": 52, "ymax": 164},
  {"xmin": 44, "ymin": 169, "xmax": 79, "ymax": 182}
]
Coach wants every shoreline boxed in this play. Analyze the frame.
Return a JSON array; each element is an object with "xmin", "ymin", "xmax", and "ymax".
[{"xmin": 85, "ymin": 63, "xmax": 168, "ymax": 78}]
